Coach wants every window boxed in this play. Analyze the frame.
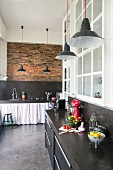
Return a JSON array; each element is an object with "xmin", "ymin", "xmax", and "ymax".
[{"xmin": 75, "ymin": 0, "xmax": 103, "ymax": 102}]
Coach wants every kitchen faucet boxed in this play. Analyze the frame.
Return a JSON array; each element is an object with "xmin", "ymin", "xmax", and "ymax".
[{"xmin": 12, "ymin": 88, "xmax": 18, "ymax": 99}]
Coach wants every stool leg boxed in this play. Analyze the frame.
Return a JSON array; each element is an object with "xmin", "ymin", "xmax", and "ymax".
[
  {"xmin": 10, "ymin": 114, "xmax": 13, "ymax": 126},
  {"xmin": 2, "ymin": 113, "xmax": 14, "ymax": 127},
  {"xmin": 2, "ymin": 115, "xmax": 5, "ymax": 125},
  {"xmin": 7, "ymin": 114, "xmax": 9, "ymax": 123}
]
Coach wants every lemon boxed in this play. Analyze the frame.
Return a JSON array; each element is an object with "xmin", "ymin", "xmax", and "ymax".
[
  {"xmin": 89, "ymin": 131, "xmax": 95, "ymax": 136},
  {"xmin": 97, "ymin": 132, "xmax": 101, "ymax": 137},
  {"xmin": 93, "ymin": 133, "xmax": 100, "ymax": 138}
]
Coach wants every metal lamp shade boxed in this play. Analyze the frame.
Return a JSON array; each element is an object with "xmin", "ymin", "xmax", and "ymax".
[
  {"xmin": 43, "ymin": 66, "xmax": 51, "ymax": 73},
  {"xmin": 17, "ymin": 65, "xmax": 26, "ymax": 72},
  {"xmin": 68, "ymin": 18, "xmax": 104, "ymax": 48},
  {"xmin": 55, "ymin": 43, "xmax": 76, "ymax": 60}
]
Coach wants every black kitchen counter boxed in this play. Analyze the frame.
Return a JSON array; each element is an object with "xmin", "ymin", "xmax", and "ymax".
[
  {"xmin": 46, "ymin": 109, "xmax": 113, "ymax": 170},
  {"xmin": 0, "ymin": 99, "xmax": 49, "ymax": 103}
]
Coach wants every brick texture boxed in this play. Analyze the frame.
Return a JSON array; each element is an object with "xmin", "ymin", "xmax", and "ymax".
[{"xmin": 7, "ymin": 42, "xmax": 62, "ymax": 81}]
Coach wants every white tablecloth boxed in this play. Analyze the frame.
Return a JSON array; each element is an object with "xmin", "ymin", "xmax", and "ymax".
[{"xmin": 0, "ymin": 103, "xmax": 49, "ymax": 125}]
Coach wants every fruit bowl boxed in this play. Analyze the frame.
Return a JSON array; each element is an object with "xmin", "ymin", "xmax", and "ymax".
[
  {"xmin": 88, "ymin": 132, "xmax": 105, "ymax": 148},
  {"xmin": 67, "ymin": 115, "xmax": 82, "ymax": 128}
]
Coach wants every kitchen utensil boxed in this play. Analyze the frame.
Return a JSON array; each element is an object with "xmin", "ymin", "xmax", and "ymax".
[
  {"xmin": 59, "ymin": 126, "xmax": 80, "ymax": 134},
  {"xmin": 71, "ymin": 99, "xmax": 81, "ymax": 118}
]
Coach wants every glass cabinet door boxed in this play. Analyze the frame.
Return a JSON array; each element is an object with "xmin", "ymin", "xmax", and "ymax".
[
  {"xmin": 93, "ymin": 0, "xmax": 102, "ymax": 20},
  {"xmin": 76, "ymin": 0, "xmax": 82, "ymax": 19},
  {"xmin": 75, "ymin": 0, "xmax": 103, "ymax": 103},
  {"xmin": 93, "ymin": 74, "xmax": 102, "ymax": 98},
  {"xmin": 93, "ymin": 47, "xmax": 102, "ymax": 72},
  {"xmin": 78, "ymin": 77, "xmax": 82, "ymax": 95},
  {"xmin": 83, "ymin": 53, "xmax": 91, "ymax": 74},
  {"xmin": 93, "ymin": 17, "xmax": 102, "ymax": 37},
  {"xmin": 83, "ymin": 76, "xmax": 91, "ymax": 96}
]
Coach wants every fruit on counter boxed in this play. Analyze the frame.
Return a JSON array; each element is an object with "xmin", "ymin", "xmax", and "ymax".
[
  {"xmin": 67, "ymin": 116, "xmax": 75, "ymax": 121},
  {"xmin": 88, "ymin": 132, "xmax": 105, "ymax": 148},
  {"xmin": 69, "ymin": 122, "xmax": 75, "ymax": 127},
  {"xmin": 89, "ymin": 131, "xmax": 101, "ymax": 138},
  {"xmin": 97, "ymin": 132, "xmax": 101, "ymax": 136},
  {"xmin": 89, "ymin": 131, "xmax": 95, "ymax": 136},
  {"xmin": 74, "ymin": 121, "xmax": 78, "ymax": 125},
  {"xmin": 66, "ymin": 115, "xmax": 82, "ymax": 128},
  {"xmin": 93, "ymin": 133, "xmax": 100, "ymax": 138},
  {"xmin": 78, "ymin": 117, "xmax": 82, "ymax": 121},
  {"xmin": 63, "ymin": 124, "xmax": 71, "ymax": 130},
  {"xmin": 67, "ymin": 115, "xmax": 82, "ymax": 122}
]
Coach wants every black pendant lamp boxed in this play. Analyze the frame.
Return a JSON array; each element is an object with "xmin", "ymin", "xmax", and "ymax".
[
  {"xmin": 68, "ymin": 0, "xmax": 104, "ymax": 48},
  {"xmin": 17, "ymin": 26, "xmax": 26, "ymax": 72},
  {"xmin": 56, "ymin": 43, "xmax": 76, "ymax": 60},
  {"xmin": 55, "ymin": 0, "xmax": 76, "ymax": 60},
  {"xmin": 43, "ymin": 28, "xmax": 51, "ymax": 73},
  {"xmin": 43, "ymin": 65, "xmax": 51, "ymax": 73},
  {"xmin": 17, "ymin": 64, "xmax": 26, "ymax": 72}
]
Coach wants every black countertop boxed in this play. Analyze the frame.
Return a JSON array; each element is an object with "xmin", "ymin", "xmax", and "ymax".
[
  {"xmin": 0, "ymin": 99, "xmax": 49, "ymax": 103},
  {"xmin": 46, "ymin": 109, "xmax": 113, "ymax": 170}
]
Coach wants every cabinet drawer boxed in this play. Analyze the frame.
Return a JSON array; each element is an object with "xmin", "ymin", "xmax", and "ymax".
[
  {"xmin": 54, "ymin": 155, "xmax": 61, "ymax": 170},
  {"xmin": 45, "ymin": 131, "xmax": 53, "ymax": 167},
  {"xmin": 45, "ymin": 117, "xmax": 53, "ymax": 145},
  {"xmin": 54, "ymin": 135, "xmax": 72, "ymax": 170}
]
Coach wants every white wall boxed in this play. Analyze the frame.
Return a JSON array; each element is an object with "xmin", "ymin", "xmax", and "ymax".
[
  {"xmin": 0, "ymin": 14, "xmax": 63, "ymax": 80},
  {"xmin": 0, "ymin": 40, "xmax": 7, "ymax": 80},
  {"xmin": 7, "ymin": 28, "xmax": 63, "ymax": 45},
  {"xmin": 0, "ymin": 18, "xmax": 6, "ymax": 41},
  {"xmin": 0, "ymin": 16, "xmax": 7, "ymax": 80}
]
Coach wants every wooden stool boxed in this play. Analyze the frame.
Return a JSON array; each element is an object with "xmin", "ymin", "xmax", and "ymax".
[{"xmin": 2, "ymin": 113, "xmax": 13, "ymax": 126}]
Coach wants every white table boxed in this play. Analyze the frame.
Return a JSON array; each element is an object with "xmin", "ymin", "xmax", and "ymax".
[{"xmin": 0, "ymin": 103, "xmax": 49, "ymax": 125}]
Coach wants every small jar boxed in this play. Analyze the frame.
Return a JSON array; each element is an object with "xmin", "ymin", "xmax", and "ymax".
[{"xmin": 22, "ymin": 91, "xmax": 26, "ymax": 100}]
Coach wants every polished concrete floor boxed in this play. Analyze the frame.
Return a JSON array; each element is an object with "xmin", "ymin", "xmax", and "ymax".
[{"xmin": 0, "ymin": 124, "xmax": 52, "ymax": 170}]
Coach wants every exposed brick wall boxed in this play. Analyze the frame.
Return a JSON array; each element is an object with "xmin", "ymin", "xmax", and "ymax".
[{"xmin": 7, "ymin": 42, "xmax": 62, "ymax": 81}]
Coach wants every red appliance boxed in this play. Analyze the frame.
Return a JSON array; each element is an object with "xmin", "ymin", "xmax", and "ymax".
[{"xmin": 71, "ymin": 99, "xmax": 81, "ymax": 118}]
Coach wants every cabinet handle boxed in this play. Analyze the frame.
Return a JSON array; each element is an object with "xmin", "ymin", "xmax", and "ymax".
[
  {"xmin": 46, "ymin": 118, "xmax": 52, "ymax": 129},
  {"xmin": 46, "ymin": 131, "xmax": 51, "ymax": 146},
  {"xmin": 55, "ymin": 136, "xmax": 71, "ymax": 168},
  {"xmin": 54, "ymin": 155, "xmax": 61, "ymax": 170}
]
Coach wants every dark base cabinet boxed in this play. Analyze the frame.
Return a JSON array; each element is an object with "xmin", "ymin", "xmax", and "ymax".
[
  {"xmin": 54, "ymin": 135, "xmax": 73, "ymax": 170},
  {"xmin": 45, "ymin": 112, "xmax": 73, "ymax": 170},
  {"xmin": 45, "ymin": 110, "xmax": 113, "ymax": 170},
  {"xmin": 45, "ymin": 115, "xmax": 54, "ymax": 168}
]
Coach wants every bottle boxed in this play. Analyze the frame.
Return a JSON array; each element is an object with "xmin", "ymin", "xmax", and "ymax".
[
  {"xmin": 89, "ymin": 113, "xmax": 97, "ymax": 132},
  {"xmin": 22, "ymin": 91, "xmax": 26, "ymax": 100}
]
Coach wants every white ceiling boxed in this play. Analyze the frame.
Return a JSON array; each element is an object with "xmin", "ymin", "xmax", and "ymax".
[{"xmin": 0, "ymin": 0, "xmax": 66, "ymax": 33}]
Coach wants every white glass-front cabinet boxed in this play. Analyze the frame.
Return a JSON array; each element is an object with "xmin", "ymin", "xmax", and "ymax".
[
  {"xmin": 62, "ymin": 0, "xmax": 104, "ymax": 105},
  {"xmin": 76, "ymin": 47, "xmax": 102, "ymax": 102},
  {"xmin": 74, "ymin": 0, "xmax": 103, "ymax": 105}
]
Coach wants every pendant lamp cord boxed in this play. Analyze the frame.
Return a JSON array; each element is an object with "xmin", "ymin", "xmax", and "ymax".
[
  {"xmin": 46, "ymin": 28, "xmax": 48, "ymax": 67},
  {"xmin": 46, "ymin": 28, "xmax": 48, "ymax": 49},
  {"xmin": 21, "ymin": 26, "xmax": 24, "ymax": 59},
  {"xmin": 84, "ymin": 0, "xmax": 86, "ymax": 18},
  {"xmin": 21, "ymin": 26, "xmax": 23, "ymax": 42},
  {"xmin": 66, "ymin": 0, "xmax": 68, "ymax": 43}
]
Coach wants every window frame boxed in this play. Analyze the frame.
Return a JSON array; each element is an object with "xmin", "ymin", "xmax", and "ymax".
[{"xmin": 74, "ymin": 0, "xmax": 104, "ymax": 105}]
